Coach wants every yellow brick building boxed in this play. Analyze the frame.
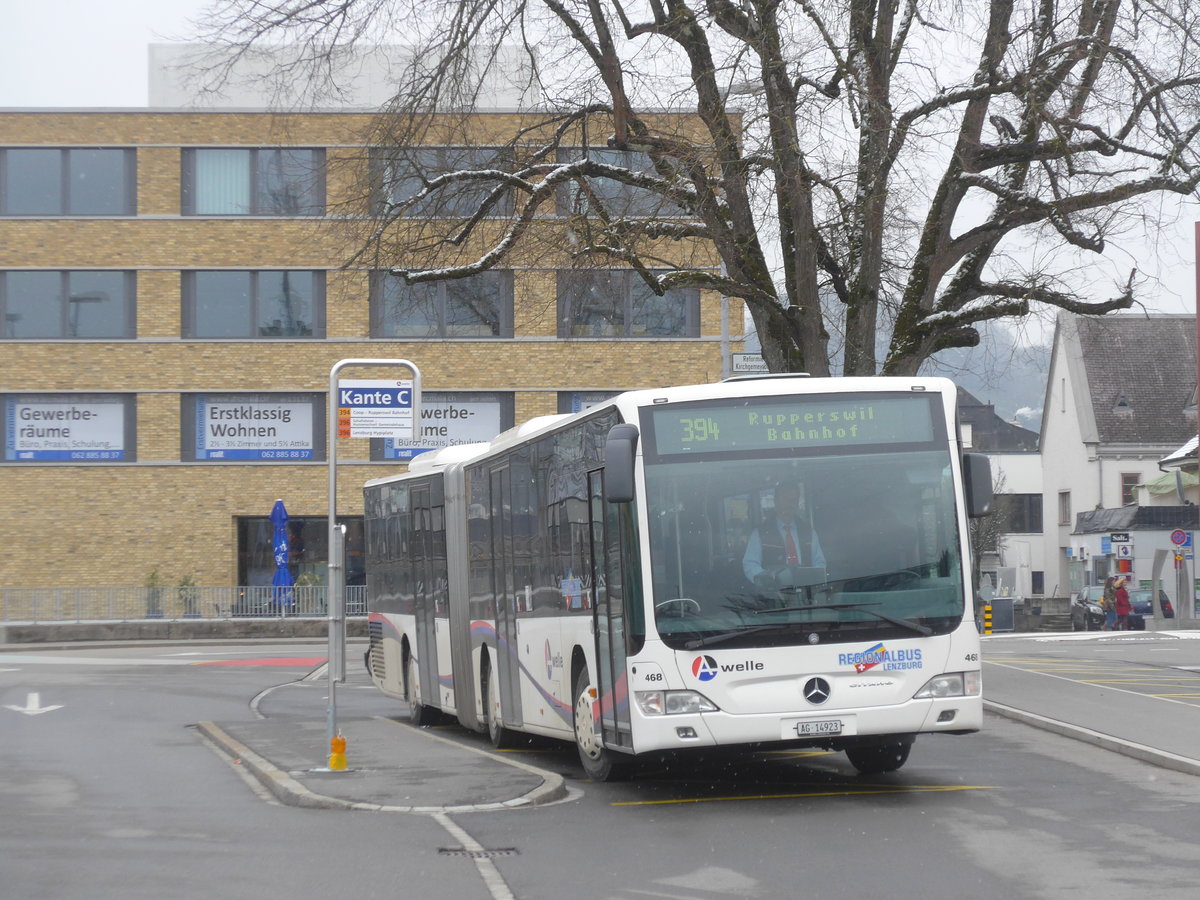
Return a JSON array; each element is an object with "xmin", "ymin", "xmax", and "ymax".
[{"xmin": 0, "ymin": 109, "xmax": 741, "ymax": 597}]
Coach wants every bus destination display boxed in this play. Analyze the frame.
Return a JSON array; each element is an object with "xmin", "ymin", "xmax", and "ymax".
[{"xmin": 649, "ymin": 394, "xmax": 935, "ymax": 455}]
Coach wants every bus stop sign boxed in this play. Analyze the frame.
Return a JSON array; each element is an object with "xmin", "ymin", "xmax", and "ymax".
[{"xmin": 337, "ymin": 379, "xmax": 415, "ymax": 439}]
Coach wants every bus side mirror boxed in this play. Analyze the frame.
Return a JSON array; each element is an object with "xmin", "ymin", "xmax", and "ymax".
[
  {"xmin": 604, "ymin": 424, "xmax": 639, "ymax": 503},
  {"xmin": 963, "ymin": 452, "xmax": 993, "ymax": 518}
]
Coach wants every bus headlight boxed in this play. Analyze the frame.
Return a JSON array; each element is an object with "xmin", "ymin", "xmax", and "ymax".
[
  {"xmin": 913, "ymin": 671, "xmax": 981, "ymax": 699},
  {"xmin": 635, "ymin": 690, "xmax": 719, "ymax": 716}
]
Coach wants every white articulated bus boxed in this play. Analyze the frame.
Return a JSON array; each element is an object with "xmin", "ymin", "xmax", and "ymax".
[{"xmin": 363, "ymin": 375, "xmax": 992, "ymax": 779}]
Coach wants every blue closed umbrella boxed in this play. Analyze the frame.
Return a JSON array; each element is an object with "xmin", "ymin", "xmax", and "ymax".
[{"xmin": 270, "ymin": 499, "xmax": 295, "ymax": 609}]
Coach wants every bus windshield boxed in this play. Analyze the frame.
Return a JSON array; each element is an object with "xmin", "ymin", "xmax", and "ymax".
[{"xmin": 641, "ymin": 395, "xmax": 965, "ymax": 649}]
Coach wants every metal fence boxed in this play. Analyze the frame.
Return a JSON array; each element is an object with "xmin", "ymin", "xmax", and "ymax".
[{"xmin": 0, "ymin": 585, "xmax": 367, "ymax": 624}]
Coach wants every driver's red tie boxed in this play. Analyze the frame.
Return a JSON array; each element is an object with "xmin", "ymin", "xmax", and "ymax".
[{"xmin": 784, "ymin": 525, "xmax": 799, "ymax": 565}]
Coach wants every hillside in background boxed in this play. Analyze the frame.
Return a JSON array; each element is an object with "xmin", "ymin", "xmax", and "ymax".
[
  {"xmin": 742, "ymin": 317, "xmax": 1050, "ymax": 432},
  {"xmin": 925, "ymin": 322, "xmax": 1050, "ymax": 433}
]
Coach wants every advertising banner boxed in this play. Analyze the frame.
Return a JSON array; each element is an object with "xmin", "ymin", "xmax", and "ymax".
[
  {"xmin": 5, "ymin": 395, "xmax": 128, "ymax": 461},
  {"xmin": 195, "ymin": 394, "xmax": 315, "ymax": 460},
  {"xmin": 383, "ymin": 396, "xmax": 502, "ymax": 460}
]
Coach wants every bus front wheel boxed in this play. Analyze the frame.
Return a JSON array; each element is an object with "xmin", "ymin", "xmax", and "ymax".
[
  {"xmin": 845, "ymin": 738, "xmax": 912, "ymax": 775},
  {"xmin": 572, "ymin": 673, "xmax": 629, "ymax": 782}
]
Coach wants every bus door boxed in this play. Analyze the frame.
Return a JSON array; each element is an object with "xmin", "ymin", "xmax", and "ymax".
[
  {"xmin": 489, "ymin": 465, "xmax": 524, "ymax": 728},
  {"xmin": 411, "ymin": 484, "xmax": 439, "ymax": 705},
  {"xmin": 587, "ymin": 470, "xmax": 633, "ymax": 752}
]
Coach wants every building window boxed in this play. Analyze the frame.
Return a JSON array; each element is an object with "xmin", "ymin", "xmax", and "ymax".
[
  {"xmin": 4, "ymin": 393, "xmax": 136, "ymax": 461},
  {"xmin": 182, "ymin": 148, "xmax": 324, "ymax": 215},
  {"xmin": 371, "ymin": 271, "xmax": 513, "ymax": 338},
  {"xmin": 1120, "ymin": 473, "xmax": 1140, "ymax": 506},
  {"xmin": 377, "ymin": 146, "xmax": 516, "ymax": 218},
  {"xmin": 0, "ymin": 148, "xmax": 134, "ymax": 215},
  {"xmin": 1058, "ymin": 490, "xmax": 1071, "ymax": 526},
  {"xmin": 1031, "ymin": 571, "xmax": 1045, "ymax": 595},
  {"xmin": 558, "ymin": 269, "xmax": 700, "ymax": 338},
  {"xmin": 556, "ymin": 148, "xmax": 682, "ymax": 218},
  {"xmin": 558, "ymin": 391, "xmax": 622, "ymax": 414},
  {"xmin": 183, "ymin": 271, "xmax": 324, "ymax": 338},
  {"xmin": 237, "ymin": 516, "xmax": 365, "ymax": 588},
  {"xmin": 181, "ymin": 393, "xmax": 325, "ymax": 461},
  {"xmin": 997, "ymin": 493, "xmax": 1043, "ymax": 534},
  {"xmin": 1, "ymin": 271, "xmax": 135, "ymax": 339}
]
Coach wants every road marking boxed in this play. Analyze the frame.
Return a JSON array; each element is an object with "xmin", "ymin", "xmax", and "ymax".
[
  {"xmin": 0, "ymin": 654, "xmax": 325, "ymax": 668},
  {"xmin": 0, "ymin": 654, "xmax": 197, "ymax": 667},
  {"xmin": 611, "ymin": 784, "xmax": 999, "ymax": 806},
  {"xmin": 985, "ymin": 659, "xmax": 1200, "ymax": 708},
  {"xmin": 4, "ymin": 692, "xmax": 63, "ymax": 715},
  {"xmin": 755, "ymin": 749, "xmax": 835, "ymax": 760},
  {"xmin": 192, "ymin": 657, "xmax": 327, "ymax": 667}
]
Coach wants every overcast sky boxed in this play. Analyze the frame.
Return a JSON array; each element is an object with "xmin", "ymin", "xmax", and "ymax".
[{"xmin": 0, "ymin": 0, "xmax": 1196, "ymax": 318}]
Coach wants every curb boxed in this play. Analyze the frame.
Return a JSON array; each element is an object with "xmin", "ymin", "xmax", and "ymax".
[
  {"xmin": 984, "ymin": 700, "xmax": 1200, "ymax": 778},
  {"xmin": 194, "ymin": 719, "xmax": 569, "ymax": 813}
]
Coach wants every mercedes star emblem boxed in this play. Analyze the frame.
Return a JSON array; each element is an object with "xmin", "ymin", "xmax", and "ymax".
[{"xmin": 803, "ymin": 677, "xmax": 831, "ymax": 705}]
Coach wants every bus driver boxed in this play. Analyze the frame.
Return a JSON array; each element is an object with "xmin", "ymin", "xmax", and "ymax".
[{"xmin": 742, "ymin": 482, "xmax": 826, "ymax": 589}]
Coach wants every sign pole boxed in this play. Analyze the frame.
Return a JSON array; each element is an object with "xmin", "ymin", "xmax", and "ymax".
[{"xmin": 324, "ymin": 358, "xmax": 421, "ymax": 770}]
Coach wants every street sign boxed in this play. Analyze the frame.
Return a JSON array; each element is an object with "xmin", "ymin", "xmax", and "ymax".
[
  {"xmin": 731, "ymin": 353, "xmax": 768, "ymax": 374},
  {"xmin": 337, "ymin": 379, "xmax": 415, "ymax": 439},
  {"xmin": 1170, "ymin": 529, "xmax": 1190, "ymax": 547}
]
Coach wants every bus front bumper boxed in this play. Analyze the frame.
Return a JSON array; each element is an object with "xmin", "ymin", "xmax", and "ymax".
[{"xmin": 627, "ymin": 695, "xmax": 982, "ymax": 755}]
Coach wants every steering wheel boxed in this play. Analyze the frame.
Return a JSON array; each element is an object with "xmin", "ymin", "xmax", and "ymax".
[{"xmin": 655, "ymin": 598, "xmax": 702, "ymax": 617}]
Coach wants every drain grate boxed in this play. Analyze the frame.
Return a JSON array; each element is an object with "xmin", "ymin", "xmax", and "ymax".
[{"xmin": 438, "ymin": 847, "xmax": 519, "ymax": 859}]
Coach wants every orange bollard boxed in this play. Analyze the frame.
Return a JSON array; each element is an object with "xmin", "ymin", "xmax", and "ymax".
[{"xmin": 329, "ymin": 733, "xmax": 347, "ymax": 771}]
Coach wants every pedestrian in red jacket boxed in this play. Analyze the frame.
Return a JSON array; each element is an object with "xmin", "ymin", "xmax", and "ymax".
[{"xmin": 1114, "ymin": 577, "xmax": 1132, "ymax": 631}]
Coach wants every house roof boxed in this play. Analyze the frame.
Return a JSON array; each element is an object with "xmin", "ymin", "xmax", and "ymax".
[
  {"xmin": 1074, "ymin": 504, "xmax": 1199, "ymax": 534},
  {"xmin": 1160, "ymin": 435, "xmax": 1198, "ymax": 469},
  {"xmin": 1072, "ymin": 314, "xmax": 1197, "ymax": 445},
  {"xmin": 957, "ymin": 387, "xmax": 1038, "ymax": 451}
]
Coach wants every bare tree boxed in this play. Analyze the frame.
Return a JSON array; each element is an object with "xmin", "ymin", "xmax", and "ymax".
[{"xmin": 203, "ymin": 0, "xmax": 1200, "ymax": 375}]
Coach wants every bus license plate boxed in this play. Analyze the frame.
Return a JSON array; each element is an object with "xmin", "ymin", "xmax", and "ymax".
[{"xmin": 795, "ymin": 720, "xmax": 842, "ymax": 737}]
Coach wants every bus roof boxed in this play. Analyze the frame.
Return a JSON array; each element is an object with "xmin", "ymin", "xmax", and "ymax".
[{"xmin": 363, "ymin": 375, "xmax": 960, "ymax": 489}]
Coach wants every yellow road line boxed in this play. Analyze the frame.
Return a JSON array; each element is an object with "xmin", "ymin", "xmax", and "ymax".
[
  {"xmin": 1078, "ymin": 679, "xmax": 1200, "ymax": 686},
  {"xmin": 754, "ymin": 750, "xmax": 836, "ymax": 760}
]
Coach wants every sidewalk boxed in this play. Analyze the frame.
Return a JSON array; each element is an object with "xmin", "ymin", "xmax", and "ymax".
[{"xmin": 197, "ymin": 714, "xmax": 568, "ymax": 813}]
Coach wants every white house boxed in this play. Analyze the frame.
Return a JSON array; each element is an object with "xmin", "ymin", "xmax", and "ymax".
[
  {"xmin": 955, "ymin": 390, "xmax": 1045, "ymax": 600},
  {"xmin": 1037, "ymin": 313, "xmax": 1198, "ymax": 616}
]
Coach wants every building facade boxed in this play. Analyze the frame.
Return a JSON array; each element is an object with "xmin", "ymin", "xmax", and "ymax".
[
  {"xmin": 0, "ymin": 109, "xmax": 738, "ymax": 598},
  {"xmin": 1038, "ymin": 313, "xmax": 1198, "ymax": 613}
]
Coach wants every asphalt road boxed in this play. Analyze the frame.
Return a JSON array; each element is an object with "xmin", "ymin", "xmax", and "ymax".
[{"xmin": 2, "ymin": 636, "xmax": 1199, "ymax": 900}]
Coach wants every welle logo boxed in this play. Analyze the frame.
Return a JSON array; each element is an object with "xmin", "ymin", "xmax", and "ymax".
[{"xmin": 691, "ymin": 655, "xmax": 764, "ymax": 682}]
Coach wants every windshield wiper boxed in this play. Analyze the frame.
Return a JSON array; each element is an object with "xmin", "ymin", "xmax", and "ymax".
[
  {"xmin": 683, "ymin": 624, "xmax": 800, "ymax": 650},
  {"xmin": 757, "ymin": 601, "xmax": 933, "ymax": 636}
]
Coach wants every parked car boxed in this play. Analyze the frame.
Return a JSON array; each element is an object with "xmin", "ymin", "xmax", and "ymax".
[
  {"xmin": 1071, "ymin": 584, "xmax": 1174, "ymax": 631},
  {"xmin": 1070, "ymin": 585, "xmax": 1107, "ymax": 631},
  {"xmin": 1127, "ymin": 588, "xmax": 1174, "ymax": 631}
]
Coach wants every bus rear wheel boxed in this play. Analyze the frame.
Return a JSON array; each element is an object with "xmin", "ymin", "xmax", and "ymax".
[
  {"xmin": 406, "ymin": 654, "xmax": 440, "ymax": 727},
  {"xmin": 572, "ymin": 673, "xmax": 629, "ymax": 781},
  {"xmin": 483, "ymin": 659, "xmax": 518, "ymax": 749},
  {"xmin": 845, "ymin": 738, "xmax": 912, "ymax": 774}
]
